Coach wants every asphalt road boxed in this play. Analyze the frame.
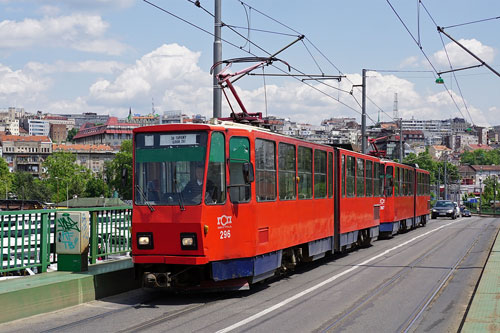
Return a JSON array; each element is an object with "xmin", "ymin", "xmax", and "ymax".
[{"xmin": 1, "ymin": 216, "xmax": 498, "ymax": 333}]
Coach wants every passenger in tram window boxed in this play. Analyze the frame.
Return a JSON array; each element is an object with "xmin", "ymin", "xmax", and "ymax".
[
  {"xmin": 147, "ymin": 180, "xmax": 160, "ymax": 202},
  {"xmin": 182, "ymin": 163, "xmax": 214, "ymax": 204}
]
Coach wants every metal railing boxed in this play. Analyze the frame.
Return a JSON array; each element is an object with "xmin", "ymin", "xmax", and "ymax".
[{"xmin": 1, "ymin": 206, "xmax": 132, "ymax": 275}]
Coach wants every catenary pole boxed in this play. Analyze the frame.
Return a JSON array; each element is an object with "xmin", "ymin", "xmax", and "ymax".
[
  {"xmin": 361, "ymin": 69, "xmax": 366, "ymax": 154},
  {"xmin": 399, "ymin": 118, "xmax": 403, "ymax": 162},
  {"xmin": 213, "ymin": 0, "xmax": 222, "ymax": 118}
]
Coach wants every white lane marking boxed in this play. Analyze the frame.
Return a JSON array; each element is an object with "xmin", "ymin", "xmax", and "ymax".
[
  {"xmin": 82, "ymin": 303, "xmax": 122, "ymax": 310},
  {"xmin": 216, "ymin": 219, "xmax": 463, "ymax": 333}
]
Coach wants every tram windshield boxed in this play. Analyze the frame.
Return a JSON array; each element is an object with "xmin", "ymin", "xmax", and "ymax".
[{"xmin": 134, "ymin": 131, "xmax": 210, "ymax": 206}]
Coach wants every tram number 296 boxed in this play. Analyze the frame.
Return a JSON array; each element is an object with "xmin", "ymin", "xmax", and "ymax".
[{"xmin": 220, "ymin": 230, "xmax": 231, "ymax": 239}]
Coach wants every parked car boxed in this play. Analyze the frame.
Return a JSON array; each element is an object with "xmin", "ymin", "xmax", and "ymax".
[{"xmin": 431, "ymin": 200, "xmax": 458, "ymax": 219}]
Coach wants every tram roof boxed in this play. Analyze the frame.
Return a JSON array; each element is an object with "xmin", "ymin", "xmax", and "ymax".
[{"xmin": 133, "ymin": 120, "xmax": 334, "ymax": 149}]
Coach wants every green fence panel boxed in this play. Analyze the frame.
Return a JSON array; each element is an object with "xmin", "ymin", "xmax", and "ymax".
[{"xmin": 1, "ymin": 206, "xmax": 132, "ymax": 276}]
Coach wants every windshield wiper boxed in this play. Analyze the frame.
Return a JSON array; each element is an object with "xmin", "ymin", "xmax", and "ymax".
[
  {"xmin": 135, "ymin": 184, "xmax": 155, "ymax": 212},
  {"xmin": 173, "ymin": 178, "xmax": 185, "ymax": 211}
]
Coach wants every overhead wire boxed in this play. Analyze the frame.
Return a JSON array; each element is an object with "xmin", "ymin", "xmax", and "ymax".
[
  {"xmin": 419, "ymin": 0, "xmax": 475, "ymax": 125},
  {"xmin": 386, "ymin": 0, "xmax": 474, "ymax": 124},
  {"xmin": 233, "ymin": 0, "xmax": 383, "ymax": 124},
  {"xmin": 442, "ymin": 15, "xmax": 500, "ymax": 29},
  {"xmin": 239, "ymin": 1, "xmax": 250, "ymax": 51},
  {"xmin": 144, "ymin": 0, "xmax": 372, "ymax": 120},
  {"xmin": 223, "ymin": 25, "xmax": 300, "ymax": 37}
]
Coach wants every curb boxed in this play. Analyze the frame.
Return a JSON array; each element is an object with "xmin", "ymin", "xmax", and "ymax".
[{"xmin": 0, "ymin": 259, "xmax": 140, "ymax": 324}]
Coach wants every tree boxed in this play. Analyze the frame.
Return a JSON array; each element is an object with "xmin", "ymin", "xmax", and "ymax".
[
  {"xmin": 107, "ymin": 140, "xmax": 132, "ymax": 199},
  {"xmin": 0, "ymin": 158, "xmax": 12, "ymax": 199},
  {"xmin": 84, "ymin": 175, "xmax": 111, "ymax": 198},
  {"xmin": 404, "ymin": 151, "xmax": 459, "ymax": 185},
  {"xmin": 12, "ymin": 171, "xmax": 52, "ymax": 201},
  {"xmin": 460, "ymin": 149, "xmax": 500, "ymax": 165},
  {"xmin": 66, "ymin": 128, "xmax": 79, "ymax": 142},
  {"xmin": 481, "ymin": 176, "xmax": 499, "ymax": 208},
  {"xmin": 43, "ymin": 152, "xmax": 90, "ymax": 202}
]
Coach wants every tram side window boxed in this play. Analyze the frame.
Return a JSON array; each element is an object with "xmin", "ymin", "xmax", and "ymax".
[
  {"xmin": 206, "ymin": 132, "xmax": 226, "ymax": 205},
  {"xmin": 417, "ymin": 173, "xmax": 420, "ymax": 195},
  {"xmin": 346, "ymin": 155, "xmax": 355, "ymax": 197},
  {"xmin": 341, "ymin": 155, "xmax": 345, "ymax": 197},
  {"xmin": 356, "ymin": 158, "xmax": 365, "ymax": 197},
  {"xmin": 278, "ymin": 143, "xmax": 297, "ymax": 200},
  {"xmin": 366, "ymin": 160, "xmax": 373, "ymax": 197},
  {"xmin": 403, "ymin": 168, "xmax": 407, "ymax": 196},
  {"xmin": 385, "ymin": 166, "xmax": 394, "ymax": 197},
  {"xmin": 395, "ymin": 167, "xmax": 400, "ymax": 197},
  {"xmin": 411, "ymin": 170, "xmax": 415, "ymax": 195},
  {"xmin": 417, "ymin": 172, "xmax": 422, "ymax": 195},
  {"xmin": 298, "ymin": 146, "xmax": 313, "ymax": 199},
  {"xmin": 328, "ymin": 152, "xmax": 333, "ymax": 198},
  {"xmin": 314, "ymin": 150, "xmax": 327, "ymax": 198},
  {"xmin": 417, "ymin": 172, "xmax": 423, "ymax": 195},
  {"xmin": 279, "ymin": 143, "xmax": 296, "ymax": 200},
  {"xmin": 374, "ymin": 162, "xmax": 380, "ymax": 196},
  {"xmin": 408, "ymin": 169, "xmax": 413, "ymax": 196},
  {"xmin": 229, "ymin": 137, "xmax": 251, "ymax": 203},
  {"xmin": 406, "ymin": 169, "xmax": 411, "ymax": 196},
  {"xmin": 255, "ymin": 139, "xmax": 276, "ymax": 202},
  {"xmin": 426, "ymin": 174, "xmax": 430, "ymax": 195},
  {"xmin": 400, "ymin": 168, "xmax": 406, "ymax": 196}
]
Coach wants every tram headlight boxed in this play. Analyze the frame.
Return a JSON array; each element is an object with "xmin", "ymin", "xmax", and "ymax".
[
  {"xmin": 138, "ymin": 236, "xmax": 150, "ymax": 245},
  {"xmin": 180, "ymin": 233, "xmax": 197, "ymax": 250},
  {"xmin": 137, "ymin": 233, "xmax": 154, "ymax": 249}
]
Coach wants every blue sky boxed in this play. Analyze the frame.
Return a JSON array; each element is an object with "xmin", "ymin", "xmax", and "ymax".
[{"xmin": 0, "ymin": 0, "xmax": 498, "ymax": 127}]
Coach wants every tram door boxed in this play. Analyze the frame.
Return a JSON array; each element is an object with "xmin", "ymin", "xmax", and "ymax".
[{"xmin": 227, "ymin": 136, "xmax": 255, "ymax": 251}]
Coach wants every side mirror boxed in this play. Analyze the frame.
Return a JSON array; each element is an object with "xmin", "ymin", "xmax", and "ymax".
[{"xmin": 243, "ymin": 162, "xmax": 254, "ymax": 184}]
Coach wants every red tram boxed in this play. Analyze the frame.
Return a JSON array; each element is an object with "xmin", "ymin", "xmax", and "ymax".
[
  {"xmin": 379, "ymin": 161, "xmax": 431, "ymax": 236},
  {"xmin": 131, "ymin": 122, "xmax": 431, "ymax": 289}
]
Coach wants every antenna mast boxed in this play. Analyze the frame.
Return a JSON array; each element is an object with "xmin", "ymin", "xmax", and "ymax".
[{"xmin": 393, "ymin": 93, "xmax": 398, "ymax": 120}]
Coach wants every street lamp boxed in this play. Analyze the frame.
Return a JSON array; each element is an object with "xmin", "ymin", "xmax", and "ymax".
[
  {"xmin": 493, "ymin": 175, "xmax": 498, "ymax": 216},
  {"xmin": 479, "ymin": 176, "xmax": 482, "ymax": 215},
  {"xmin": 54, "ymin": 176, "xmax": 59, "ymax": 202}
]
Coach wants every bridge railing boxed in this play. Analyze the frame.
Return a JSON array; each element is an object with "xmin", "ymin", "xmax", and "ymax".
[{"xmin": 0, "ymin": 206, "xmax": 132, "ymax": 275}]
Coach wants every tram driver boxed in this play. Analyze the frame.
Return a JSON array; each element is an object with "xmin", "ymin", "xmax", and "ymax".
[{"xmin": 182, "ymin": 163, "xmax": 214, "ymax": 204}]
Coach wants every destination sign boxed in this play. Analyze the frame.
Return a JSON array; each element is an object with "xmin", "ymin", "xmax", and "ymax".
[{"xmin": 160, "ymin": 134, "xmax": 197, "ymax": 146}]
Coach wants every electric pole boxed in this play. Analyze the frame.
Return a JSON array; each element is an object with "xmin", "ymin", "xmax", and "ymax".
[
  {"xmin": 361, "ymin": 69, "xmax": 366, "ymax": 154},
  {"xmin": 213, "ymin": 0, "xmax": 222, "ymax": 118},
  {"xmin": 444, "ymin": 154, "xmax": 448, "ymax": 200}
]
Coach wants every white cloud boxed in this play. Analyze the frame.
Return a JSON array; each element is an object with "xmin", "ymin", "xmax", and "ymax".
[
  {"xmin": 0, "ymin": 14, "xmax": 127, "ymax": 55},
  {"xmin": 72, "ymin": 39, "xmax": 128, "ymax": 56},
  {"xmin": 433, "ymin": 39, "xmax": 495, "ymax": 68},
  {"xmin": 89, "ymin": 44, "xmax": 211, "ymax": 109},
  {"xmin": 25, "ymin": 60, "xmax": 126, "ymax": 74},
  {"xmin": 38, "ymin": 5, "xmax": 61, "ymax": 16},
  {"xmin": 0, "ymin": 63, "xmax": 48, "ymax": 95},
  {"xmin": 6, "ymin": 43, "xmax": 493, "ymax": 127},
  {"xmin": 85, "ymin": 46, "xmax": 493, "ymax": 126},
  {"xmin": 41, "ymin": 0, "xmax": 135, "ymax": 10},
  {"xmin": 399, "ymin": 56, "xmax": 420, "ymax": 68}
]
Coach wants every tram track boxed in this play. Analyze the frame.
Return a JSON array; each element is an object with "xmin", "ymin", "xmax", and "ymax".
[
  {"xmin": 315, "ymin": 218, "xmax": 486, "ymax": 333},
  {"xmin": 15, "ymin": 218, "xmax": 490, "ymax": 333},
  {"xmin": 39, "ymin": 291, "xmax": 230, "ymax": 333},
  {"xmin": 39, "ymin": 292, "xmax": 166, "ymax": 333}
]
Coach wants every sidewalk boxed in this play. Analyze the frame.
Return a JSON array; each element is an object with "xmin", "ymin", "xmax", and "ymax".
[
  {"xmin": 0, "ymin": 258, "xmax": 140, "ymax": 324},
  {"xmin": 462, "ymin": 228, "xmax": 500, "ymax": 331}
]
